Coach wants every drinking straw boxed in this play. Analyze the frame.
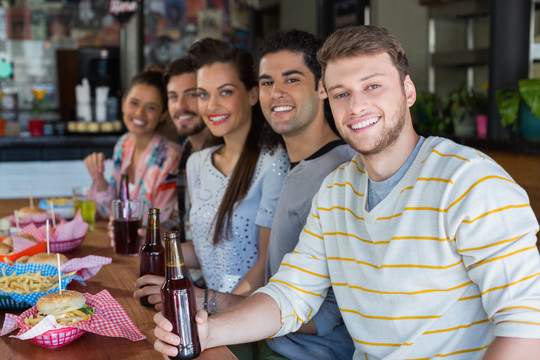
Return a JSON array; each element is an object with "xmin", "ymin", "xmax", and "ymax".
[
  {"xmin": 46, "ymin": 220, "xmax": 50, "ymax": 255},
  {"xmin": 49, "ymin": 201, "xmax": 57, "ymax": 228},
  {"xmin": 14, "ymin": 210, "xmax": 20, "ymax": 230},
  {"xmin": 29, "ymin": 188, "xmax": 34, "ymax": 208},
  {"xmin": 127, "ymin": 200, "xmax": 132, "ymax": 220},
  {"xmin": 57, "ymin": 253, "xmax": 62, "ymax": 295}
]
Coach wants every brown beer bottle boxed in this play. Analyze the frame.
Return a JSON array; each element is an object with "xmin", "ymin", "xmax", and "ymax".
[
  {"xmin": 139, "ymin": 208, "xmax": 165, "ymax": 307},
  {"xmin": 161, "ymin": 231, "xmax": 201, "ymax": 360},
  {"xmin": 117, "ymin": 173, "xmax": 130, "ymax": 201}
]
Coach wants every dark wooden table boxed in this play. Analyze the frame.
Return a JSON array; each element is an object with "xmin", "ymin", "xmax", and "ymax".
[{"xmin": 0, "ymin": 199, "xmax": 237, "ymax": 360}]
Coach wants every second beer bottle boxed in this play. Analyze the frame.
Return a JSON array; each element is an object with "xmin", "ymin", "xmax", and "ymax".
[
  {"xmin": 161, "ymin": 231, "xmax": 201, "ymax": 359},
  {"xmin": 139, "ymin": 208, "xmax": 165, "ymax": 307}
]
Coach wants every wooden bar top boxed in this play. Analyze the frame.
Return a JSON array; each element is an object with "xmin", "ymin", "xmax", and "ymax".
[{"xmin": 0, "ymin": 199, "xmax": 237, "ymax": 360}]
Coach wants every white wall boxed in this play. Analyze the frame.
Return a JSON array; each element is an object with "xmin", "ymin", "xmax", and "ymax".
[{"xmin": 0, "ymin": 160, "xmax": 112, "ymax": 199}]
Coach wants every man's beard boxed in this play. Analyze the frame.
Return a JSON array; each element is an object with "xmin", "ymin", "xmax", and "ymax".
[
  {"xmin": 176, "ymin": 115, "xmax": 206, "ymax": 137},
  {"xmin": 346, "ymin": 99, "xmax": 408, "ymax": 158}
]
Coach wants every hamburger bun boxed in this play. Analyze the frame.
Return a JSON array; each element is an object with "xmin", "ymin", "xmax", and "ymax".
[
  {"xmin": 27, "ymin": 252, "xmax": 69, "ymax": 266},
  {"xmin": 2, "ymin": 236, "xmax": 13, "ymax": 247},
  {"xmin": 15, "ymin": 255, "xmax": 30, "ymax": 263},
  {"xmin": 18, "ymin": 206, "xmax": 47, "ymax": 218},
  {"xmin": 36, "ymin": 290, "xmax": 86, "ymax": 316},
  {"xmin": 0, "ymin": 242, "xmax": 11, "ymax": 255}
]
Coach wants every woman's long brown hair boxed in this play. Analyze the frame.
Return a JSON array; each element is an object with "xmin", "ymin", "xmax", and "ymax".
[{"xmin": 188, "ymin": 38, "xmax": 282, "ymax": 245}]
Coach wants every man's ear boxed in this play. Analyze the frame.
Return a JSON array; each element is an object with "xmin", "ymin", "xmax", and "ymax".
[
  {"xmin": 318, "ymin": 79, "xmax": 328, "ymax": 100},
  {"xmin": 160, "ymin": 111, "xmax": 168, "ymax": 123},
  {"xmin": 249, "ymin": 86, "xmax": 259, "ymax": 106},
  {"xmin": 404, "ymin": 75, "xmax": 416, "ymax": 107}
]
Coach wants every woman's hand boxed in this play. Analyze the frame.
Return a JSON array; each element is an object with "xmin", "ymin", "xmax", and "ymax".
[
  {"xmin": 84, "ymin": 152, "xmax": 108, "ymax": 192},
  {"xmin": 84, "ymin": 152, "xmax": 105, "ymax": 177},
  {"xmin": 134, "ymin": 274, "xmax": 165, "ymax": 311},
  {"xmin": 108, "ymin": 214, "xmax": 115, "ymax": 248}
]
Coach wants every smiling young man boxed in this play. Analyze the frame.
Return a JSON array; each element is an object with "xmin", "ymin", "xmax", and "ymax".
[
  {"xmin": 254, "ymin": 29, "xmax": 355, "ymax": 360},
  {"xmin": 162, "ymin": 56, "xmax": 214, "ymax": 238},
  {"xmin": 133, "ymin": 57, "xmax": 213, "ymax": 303},
  {"xmin": 153, "ymin": 26, "xmax": 540, "ymax": 360}
]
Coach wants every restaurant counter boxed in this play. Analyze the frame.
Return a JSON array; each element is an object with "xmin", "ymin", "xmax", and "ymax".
[
  {"xmin": 2, "ymin": 133, "xmax": 540, "ymax": 162},
  {"xmin": 0, "ymin": 135, "xmax": 118, "ymax": 162},
  {"xmin": 0, "ymin": 198, "xmax": 237, "ymax": 360}
]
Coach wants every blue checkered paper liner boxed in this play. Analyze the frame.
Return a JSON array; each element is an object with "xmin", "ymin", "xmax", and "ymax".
[{"xmin": 0, "ymin": 262, "xmax": 85, "ymax": 307}]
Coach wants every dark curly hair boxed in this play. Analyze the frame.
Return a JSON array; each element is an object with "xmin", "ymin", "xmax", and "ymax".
[
  {"xmin": 254, "ymin": 29, "xmax": 323, "ymax": 89},
  {"xmin": 188, "ymin": 38, "xmax": 283, "ymax": 245}
]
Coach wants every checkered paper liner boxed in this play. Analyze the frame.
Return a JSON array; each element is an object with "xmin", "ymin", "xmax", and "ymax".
[
  {"xmin": 37, "ymin": 211, "xmax": 88, "ymax": 243},
  {"xmin": 61, "ymin": 255, "xmax": 112, "ymax": 281},
  {"xmin": 1, "ymin": 290, "xmax": 146, "ymax": 343},
  {"xmin": 0, "ymin": 262, "xmax": 84, "ymax": 308},
  {"xmin": 11, "ymin": 223, "xmax": 44, "ymax": 254},
  {"xmin": 10, "ymin": 213, "xmax": 89, "ymax": 254}
]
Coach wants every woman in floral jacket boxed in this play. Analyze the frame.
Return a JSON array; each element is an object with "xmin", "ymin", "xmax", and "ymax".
[{"xmin": 84, "ymin": 70, "xmax": 181, "ymax": 223}]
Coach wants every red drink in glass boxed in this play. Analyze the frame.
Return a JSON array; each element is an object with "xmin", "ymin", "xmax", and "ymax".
[{"xmin": 113, "ymin": 218, "xmax": 142, "ymax": 256}]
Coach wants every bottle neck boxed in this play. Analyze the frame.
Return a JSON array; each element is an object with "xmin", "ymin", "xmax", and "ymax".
[
  {"xmin": 165, "ymin": 238, "xmax": 186, "ymax": 280},
  {"xmin": 166, "ymin": 263, "xmax": 187, "ymax": 280},
  {"xmin": 146, "ymin": 213, "xmax": 160, "ymax": 245}
]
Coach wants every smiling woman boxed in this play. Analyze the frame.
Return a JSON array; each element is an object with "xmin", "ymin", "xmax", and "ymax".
[
  {"xmin": 83, "ymin": 70, "xmax": 182, "ymax": 224},
  {"xmin": 182, "ymin": 38, "xmax": 289, "ymax": 297}
]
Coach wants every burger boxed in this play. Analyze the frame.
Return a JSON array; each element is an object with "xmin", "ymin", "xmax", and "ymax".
[
  {"xmin": 27, "ymin": 252, "xmax": 69, "ymax": 266},
  {"xmin": 25, "ymin": 290, "xmax": 94, "ymax": 326},
  {"xmin": 17, "ymin": 206, "xmax": 47, "ymax": 218}
]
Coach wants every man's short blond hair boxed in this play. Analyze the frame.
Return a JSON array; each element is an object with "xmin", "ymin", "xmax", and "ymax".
[{"xmin": 317, "ymin": 25, "xmax": 411, "ymax": 85}]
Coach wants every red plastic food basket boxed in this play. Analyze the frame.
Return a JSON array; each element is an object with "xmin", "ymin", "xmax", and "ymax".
[
  {"xmin": 49, "ymin": 237, "xmax": 85, "ymax": 253},
  {"xmin": 30, "ymin": 326, "xmax": 86, "ymax": 349},
  {"xmin": 0, "ymin": 242, "xmax": 47, "ymax": 264}
]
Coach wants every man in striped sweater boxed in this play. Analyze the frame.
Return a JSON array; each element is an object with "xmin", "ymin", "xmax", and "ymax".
[{"xmin": 154, "ymin": 25, "xmax": 540, "ymax": 359}]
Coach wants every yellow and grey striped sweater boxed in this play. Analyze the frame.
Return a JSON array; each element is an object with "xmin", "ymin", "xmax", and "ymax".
[{"xmin": 257, "ymin": 136, "xmax": 540, "ymax": 360}]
